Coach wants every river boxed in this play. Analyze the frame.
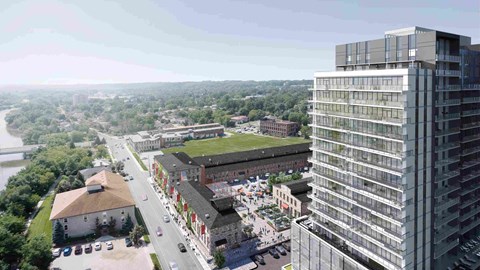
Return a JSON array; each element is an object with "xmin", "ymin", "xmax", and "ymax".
[{"xmin": 0, "ymin": 109, "xmax": 29, "ymax": 191}]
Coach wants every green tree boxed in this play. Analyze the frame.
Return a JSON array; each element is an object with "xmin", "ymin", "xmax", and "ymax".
[
  {"xmin": 21, "ymin": 234, "xmax": 52, "ymax": 270},
  {"xmin": 0, "ymin": 226, "xmax": 25, "ymax": 264},
  {"xmin": 108, "ymin": 217, "xmax": 117, "ymax": 235},
  {"xmin": 0, "ymin": 213, "xmax": 25, "ymax": 234},
  {"xmin": 129, "ymin": 224, "xmax": 145, "ymax": 246},
  {"xmin": 52, "ymin": 220, "xmax": 65, "ymax": 245},
  {"xmin": 213, "ymin": 250, "xmax": 226, "ymax": 268},
  {"xmin": 121, "ymin": 214, "xmax": 134, "ymax": 235}
]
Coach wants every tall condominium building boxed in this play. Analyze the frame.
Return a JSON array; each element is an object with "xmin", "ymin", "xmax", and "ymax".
[{"xmin": 291, "ymin": 27, "xmax": 480, "ymax": 270}]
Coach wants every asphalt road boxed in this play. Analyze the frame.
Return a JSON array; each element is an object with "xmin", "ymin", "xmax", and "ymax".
[{"xmin": 101, "ymin": 133, "xmax": 204, "ymax": 270}]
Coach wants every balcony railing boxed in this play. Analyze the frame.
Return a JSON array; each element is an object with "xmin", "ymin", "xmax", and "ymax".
[
  {"xmin": 434, "ymin": 224, "xmax": 459, "ymax": 244},
  {"xmin": 461, "ymin": 121, "xmax": 480, "ymax": 130},
  {"xmin": 435, "ymin": 142, "xmax": 460, "ymax": 152},
  {"xmin": 462, "ymin": 134, "xmax": 480, "ymax": 143},
  {"xmin": 460, "ymin": 197, "xmax": 480, "ymax": 209},
  {"xmin": 435, "ymin": 170, "xmax": 460, "ymax": 183},
  {"xmin": 463, "ymin": 109, "xmax": 480, "ymax": 117},
  {"xmin": 436, "ymin": 54, "xmax": 461, "ymax": 62},
  {"xmin": 434, "ymin": 197, "xmax": 460, "ymax": 214},
  {"xmin": 463, "ymin": 84, "xmax": 480, "ymax": 90},
  {"xmin": 461, "ymin": 158, "xmax": 480, "ymax": 170},
  {"xmin": 435, "ymin": 128, "xmax": 460, "ymax": 137},
  {"xmin": 436, "ymin": 85, "xmax": 461, "ymax": 91},
  {"xmin": 462, "ymin": 97, "xmax": 480, "ymax": 104},
  {"xmin": 463, "ymin": 146, "xmax": 480, "ymax": 156},
  {"xmin": 459, "ymin": 207, "xmax": 480, "ymax": 222},
  {"xmin": 313, "ymin": 109, "xmax": 404, "ymax": 125},
  {"xmin": 435, "ymin": 210, "xmax": 460, "ymax": 228},
  {"xmin": 315, "ymin": 85, "xmax": 403, "ymax": 91},
  {"xmin": 460, "ymin": 219, "xmax": 480, "ymax": 234},
  {"xmin": 436, "ymin": 99, "xmax": 461, "ymax": 106},
  {"xmin": 434, "ymin": 239, "xmax": 459, "ymax": 259},
  {"xmin": 459, "ymin": 184, "xmax": 480, "ymax": 196},
  {"xmin": 434, "ymin": 184, "xmax": 461, "ymax": 198},
  {"xmin": 349, "ymin": 99, "xmax": 404, "ymax": 108},
  {"xmin": 462, "ymin": 170, "xmax": 480, "ymax": 183},
  {"xmin": 435, "ymin": 113, "xmax": 461, "ymax": 122},
  {"xmin": 434, "ymin": 156, "xmax": 460, "ymax": 168},
  {"xmin": 436, "ymin": 70, "xmax": 461, "ymax": 77}
]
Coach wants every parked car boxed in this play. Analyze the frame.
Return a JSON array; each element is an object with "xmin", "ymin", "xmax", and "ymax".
[
  {"xmin": 156, "ymin": 226, "xmax": 163, "ymax": 236},
  {"xmin": 63, "ymin": 247, "xmax": 72, "ymax": 256},
  {"xmin": 125, "ymin": 237, "xmax": 133, "ymax": 247},
  {"xmin": 52, "ymin": 248, "xmax": 61, "ymax": 257},
  {"xmin": 126, "ymin": 157, "xmax": 130, "ymax": 160},
  {"xmin": 84, "ymin": 243, "xmax": 92, "ymax": 253},
  {"xmin": 177, "ymin": 243, "xmax": 187, "ymax": 252},
  {"xmin": 106, "ymin": 241, "xmax": 113, "ymax": 250},
  {"xmin": 94, "ymin": 242, "xmax": 101, "ymax": 251},
  {"xmin": 142, "ymin": 194, "xmax": 148, "ymax": 201},
  {"xmin": 163, "ymin": 214, "xmax": 170, "ymax": 222},
  {"xmin": 282, "ymin": 242, "xmax": 291, "ymax": 252},
  {"xmin": 269, "ymin": 248, "xmax": 280, "ymax": 259},
  {"xmin": 74, "ymin": 245, "xmax": 82, "ymax": 255},
  {"xmin": 254, "ymin": 254, "xmax": 265, "ymax": 265},
  {"xmin": 129, "ymin": 175, "xmax": 134, "ymax": 181},
  {"xmin": 169, "ymin": 261, "xmax": 179, "ymax": 270},
  {"xmin": 275, "ymin": 245, "xmax": 287, "ymax": 255}
]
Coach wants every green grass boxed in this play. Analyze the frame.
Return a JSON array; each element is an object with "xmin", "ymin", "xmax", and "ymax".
[
  {"xmin": 150, "ymin": 253, "xmax": 162, "ymax": 270},
  {"xmin": 143, "ymin": 234, "xmax": 150, "ymax": 244},
  {"xmin": 162, "ymin": 133, "xmax": 310, "ymax": 157},
  {"xmin": 127, "ymin": 145, "xmax": 148, "ymax": 171},
  {"xmin": 27, "ymin": 195, "xmax": 53, "ymax": 241}
]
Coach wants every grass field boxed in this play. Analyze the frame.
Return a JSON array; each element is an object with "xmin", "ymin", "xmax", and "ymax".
[
  {"xmin": 162, "ymin": 133, "xmax": 310, "ymax": 157},
  {"xmin": 28, "ymin": 195, "xmax": 53, "ymax": 241}
]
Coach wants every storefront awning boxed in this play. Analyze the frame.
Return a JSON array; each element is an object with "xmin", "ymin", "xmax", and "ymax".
[{"xmin": 281, "ymin": 203, "xmax": 289, "ymax": 209}]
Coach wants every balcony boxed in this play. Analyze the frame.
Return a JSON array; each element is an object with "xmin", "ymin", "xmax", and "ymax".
[
  {"xmin": 313, "ymin": 109, "xmax": 404, "ymax": 125},
  {"xmin": 434, "ymin": 156, "xmax": 460, "ymax": 168},
  {"xmin": 460, "ymin": 219, "xmax": 480, "ymax": 234},
  {"xmin": 462, "ymin": 170, "xmax": 480, "ymax": 182},
  {"xmin": 435, "ymin": 142, "xmax": 460, "ymax": 152},
  {"xmin": 315, "ymin": 84, "xmax": 403, "ymax": 92},
  {"xmin": 463, "ymin": 109, "xmax": 480, "ymax": 117},
  {"xmin": 462, "ymin": 134, "xmax": 480, "ymax": 143},
  {"xmin": 436, "ymin": 70, "xmax": 461, "ymax": 77},
  {"xmin": 434, "ymin": 197, "xmax": 460, "ymax": 214},
  {"xmin": 434, "ymin": 224, "xmax": 459, "ymax": 244},
  {"xmin": 460, "ymin": 197, "xmax": 480, "ymax": 209},
  {"xmin": 436, "ymin": 85, "xmax": 461, "ymax": 92},
  {"xmin": 462, "ymin": 97, "xmax": 480, "ymax": 104},
  {"xmin": 435, "ymin": 128, "xmax": 460, "ymax": 137},
  {"xmin": 459, "ymin": 184, "xmax": 480, "ymax": 196},
  {"xmin": 463, "ymin": 84, "xmax": 480, "ymax": 90},
  {"xmin": 312, "ymin": 98, "xmax": 348, "ymax": 104},
  {"xmin": 461, "ymin": 158, "xmax": 480, "ymax": 170},
  {"xmin": 436, "ymin": 99, "xmax": 461, "ymax": 106},
  {"xmin": 435, "ymin": 170, "xmax": 460, "ymax": 183},
  {"xmin": 461, "ymin": 121, "xmax": 480, "ymax": 130},
  {"xmin": 434, "ymin": 239, "xmax": 459, "ymax": 259},
  {"xmin": 349, "ymin": 99, "xmax": 403, "ymax": 108},
  {"xmin": 436, "ymin": 54, "xmax": 461, "ymax": 62},
  {"xmin": 435, "ymin": 213, "xmax": 459, "ymax": 230},
  {"xmin": 435, "ymin": 113, "xmax": 461, "ymax": 122},
  {"xmin": 462, "ymin": 146, "xmax": 480, "ymax": 156},
  {"xmin": 459, "ymin": 207, "xmax": 480, "ymax": 222},
  {"xmin": 435, "ymin": 184, "xmax": 461, "ymax": 198}
]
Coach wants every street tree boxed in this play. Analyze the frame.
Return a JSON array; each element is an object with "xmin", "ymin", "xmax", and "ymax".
[
  {"xmin": 214, "ymin": 250, "xmax": 226, "ymax": 268},
  {"xmin": 121, "ymin": 214, "xmax": 134, "ymax": 235},
  {"xmin": 52, "ymin": 220, "xmax": 65, "ymax": 245},
  {"xmin": 129, "ymin": 225, "xmax": 145, "ymax": 246}
]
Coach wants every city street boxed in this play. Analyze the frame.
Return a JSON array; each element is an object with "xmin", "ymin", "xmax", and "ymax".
[{"xmin": 100, "ymin": 133, "xmax": 206, "ymax": 270}]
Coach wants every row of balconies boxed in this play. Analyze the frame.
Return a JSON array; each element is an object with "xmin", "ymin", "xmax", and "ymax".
[
  {"xmin": 461, "ymin": 170, "xmax": 480, "ymax": 183},
  {"xmin": 435, "ymin": 197, "xmax": 460, "ymax": 213},
  {"xmin": 435, "ymin": 183, "xmax": 461, "ymax": 198},
  {"xmin": 460, "ymin": 218, "xmax": 480, "ymax": 234},
  {"xmin": 434, "ymin": 238, "xmax": 459, "ymax": 259},
  {"xmin": 314, "ymin": 85, "xmax": 403, "ymax": 92},
  {"xmin": 434, "ymin": 224, "xmax": 459, "ymax": 244},
  {"xmin": 435, "ymin": 113, "xmax": 461, "ymax": 122},
  {"xmin": 436, "ymin": 70, "xmax": 461, "ymax": 77},
  {"xmin": 436, "ymin": 99, "xmax": 461, "ymax": 106},
  {"xmin": 459, "ymin": 184, "xmax": 480, "ymax": 196},
  {"xmin": 461, "ymin": 121, "xmax": 480, "ymax": 130},
  {"xmin": 435, "ymin": 128, "xmax": 460, "ymax": 137},
  {"xmin": 462, "ymin": 146, "xmax": 480, "ymax": 156},
  {"xmin": 461, "ymin": 158, "xmax": 480, "ymax": 170},
  {"xmin": 459, "ymin": 207, "xmax": 480, "ymax": 223},
  {"xmin": 435, "ymin": 170, "xmax": 460, "ymax": 183},
  {"xmin": 462, "ymin": 97, "xmax": 480, "ymax": 104},
  {"xmin": 436, "ymin": 54, "xmax": 461, "ymax": 62},
  {"xmin": 462, "ymin": 134, "xmax": 480, "ymax": 143},
  {"xmin": 434, "ymin": 156, "xmax": 460, "ymax": 168},
  {"xmin": 435, "ymin": 142, "xmax": 460, "ymax": 152},
  {"xmin": 463, "ymin": 109, "xmax": 480, "ymax": 117}
]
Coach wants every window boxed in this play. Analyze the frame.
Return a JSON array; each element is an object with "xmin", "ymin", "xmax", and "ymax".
[
  {"xmin": 103, "ymin": 212, "xmax": 107, "ymax": 217},
  {"xmin": 121, "ymin": 216, "xmax": 125, "ymax": 223},
  {"xmin": 64, "ymin": 218, "xmax": 68, "ymax": 223},
  {"xmin": 121, "ymin": 210, "xmax": 125, "ymax": 215},
  {"xmin": 84, "ymin": 216, "xmax": 88, "ymax": 222},
  {"xmin": 65, "ymin": 233, "xmax": 68, "ymax": 239},
  {"xmin": 64, "ymin": 225, "xmax": 68, "ymax": 231}
]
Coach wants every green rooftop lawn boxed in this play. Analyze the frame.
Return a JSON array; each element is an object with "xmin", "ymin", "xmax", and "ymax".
[
  {"xmin": 27, "ymin": 195, "xmax": 53, "ymax": 241},
  {"xmin": 162, "ymin": 132, "xmax": 310, "ymax": 157}
]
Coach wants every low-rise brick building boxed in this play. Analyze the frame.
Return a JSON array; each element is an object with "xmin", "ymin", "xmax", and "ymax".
[
  {"xmin": 153, "ymin": 152, "xmax": 201, "ymax": 192},
  {"xmin": 260, "ymin": 117, "xmax": 299, "ymax": 137},
  {"xmin": 273, "ymin": 178, "xmax": 312, "ymax": 218},
  {"xmin": 162, "ymin": 123, "xmax": 224, "ymax": 140},
  {"xmin": 193, "ymin": 143, "xmax": 311, "ymax": 184},
  {"xmin": 172, "ymin": 181, "xmax": 243, "ymax": 255}
]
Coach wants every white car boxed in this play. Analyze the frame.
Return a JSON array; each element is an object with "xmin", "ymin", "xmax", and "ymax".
[
  {"xmin": 94, "ymin": 242, "xmax": 101, "ymax": 251},
  {"xmin": 52, "ymin": 248, "xmax": 61, "ymax": 257},
  {"xmin": 163, "ymin": 214, "xmax": 170, "ymax": 223},
  {"xmin": 169, "ymin": 261, "xmax": 179, "ymax": 270},
  {"xmin": 106, "ymin": 241, "xmax": 113, "ymax": 250}
]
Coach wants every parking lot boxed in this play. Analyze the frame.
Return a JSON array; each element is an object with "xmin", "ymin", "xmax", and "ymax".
[
  {"xmin": 253, "ymin": 246, "xmax": 291, "ymax": 270},
  {"xmin": 50, "ymin": 238, "xmax": 153, "ymax": 270}
]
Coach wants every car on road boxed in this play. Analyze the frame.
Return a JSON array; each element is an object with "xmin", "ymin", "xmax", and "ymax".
[
  {"xmin": 52, "ymin": 248, "xmax": 61, "ymax": 257},
  {"xmin": 169, "ymin": 261, "xmax": 179, "ymax": 270},
  {"xmin": 254, "ymin": 254, "xmax": 265, "ymax": 265},
  {"xmin": 177, "ymin": 243, "xmax": 187, "ymax": 252},
  {"xmin": 129, "ymin": 175, "xmax": 134, "ymax": 181},
  {"xmin": 106, "ymin": 241, "xmax": 113, "ymax": 250},
  {"xmin": 156, "ymin": 226, "xmax": 163, "ymax": 236},
  {"xmin": 84, "ymin": 243, "xmax": 92, "ymax": 253},
  {"xmin": 124, "ymin": 176, "xmax": 129, "ymax": 181},
  {"xmin": 282, "ymin": 241, "xmax": 291, "ymax": 252},
  {"xmin": 94, "ymin": 242, "xmax": 101, "ymax": 251},
  {"xmin": 269, "ymin": 248, "xmax": 280, "ymax": 259},
  {"xmin": 142, "ymin": 194, "xmax": 148, "ymax": 201},
  {"xmin": 275, "ymin": 245, "xmax": 287, "ymax": 255},
  {"xmin": 163, "ymin": 214, "xmax": 170, "ymax": 223},
  {"xmin": 125, "ymin": 237, "xmax": 133, "ymax": 247},
  {"xmin": 74, "ymin": 245, "xmax": 82, "ymax": 255},
  {"xmin": 63, "ymin": 247, "xmax": 72, "ymax": 256},
  {"xmin": 126, "ymin": 156, "xmax": 129, "ymax": 160}
]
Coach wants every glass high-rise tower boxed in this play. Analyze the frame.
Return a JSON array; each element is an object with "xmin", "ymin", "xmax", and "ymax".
[{"xmin": 291, "ymin": 27, "xmax": 480, "ymax": 270}]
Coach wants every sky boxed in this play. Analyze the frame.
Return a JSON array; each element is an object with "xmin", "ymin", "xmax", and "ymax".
[{"xmin": 0, "ymin": 0, "xmax": 478, "ymax": 84}]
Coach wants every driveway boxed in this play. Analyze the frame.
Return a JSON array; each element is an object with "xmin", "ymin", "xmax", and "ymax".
[{"xmin": 50, "ymin": 238, "xmax": 153, "ymax": 270}]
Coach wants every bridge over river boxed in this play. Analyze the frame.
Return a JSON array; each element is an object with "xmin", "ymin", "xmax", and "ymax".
[{"xmin": 0, "ymin": 142, "xmax": 92, "ymax": 157}]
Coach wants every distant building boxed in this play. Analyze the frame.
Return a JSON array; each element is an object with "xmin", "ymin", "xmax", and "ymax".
[
  {"xmin": 172, "ymin": 180, "xmax": 243, "ymax": 256},
  {"xmin": 79, "ymin": 166, "xmax": 112, "ymax": 180},
  {"xmin": 162, "ymin": 123, "xmax": 224, "ymax": 140},
  {"xmin": 126, "ymin": 131, "xmax": 162, "ymax": 152},
  {"xmin": 273, "ymin": 178, "xmax": 312, "ymax": 218},
  {"xmin": 92, "ymin": 159, "xmax": 111, "ymax": 167},
  {"xmin": 72, "ymin": 94, "xmax": 88, "ymax": 107},
  {"xmin": 260, "ymin": 117, "xmax": 299, "ymax": 137},
  {"xmin": 49, "ymin": 171, "xmax": 136, "ymax": 238},
  {"xmin": 193, "ymin": 143, "xmax": 311, "ymax": 184},
  {"xmin": 153, "ymin": 152, "xmax": 201, "ymax": 190},
  {"xmin": 230, "ymin": 115, "xmax": 249, "ymax": 125}
]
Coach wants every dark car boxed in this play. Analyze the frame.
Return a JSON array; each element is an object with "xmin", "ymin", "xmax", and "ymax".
[
  {"xmin": 269, "ymin": 248, "xmax": 280, "ymax": 259},
  {"xmin": 282, "ymin": 242, "xmax": 291, "ymax": 252},
  {"xmin": 177, "ymin": 243, "xmax": 187, "ymax": 252},
  {"xmin": 275, "ymin": 245, "xmax": 287, "ymax": 255},
  {"xmin": 74, "ymin": 245, "xmax": 82, "ymax": 255},
  {"xmin": 255, "ymin": 254, "xmax": 265, "ymax": 265},
  {"xmin": 63, "ymin": 247, "xmax": 72, "ymax": 256},
  {"xmin": 84, "ymin": 243, "xmax": 92, "ymax": 253},
  {"xmin": 125, "ymin": 237, "xmax": 133, "ymax": 247}
]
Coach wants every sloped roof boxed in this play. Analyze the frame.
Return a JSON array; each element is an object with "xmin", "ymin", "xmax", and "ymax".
[
  {"xmin": 50, "ymin": 170, "xmax": 135, "ymax": 220},
  {"xmin": 79, "ymin": 166, "xmax": 112, "ymax": 180},
  {"xmin": 154, "ymin": 152, "xmax": 199, "ymax": 173}
]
